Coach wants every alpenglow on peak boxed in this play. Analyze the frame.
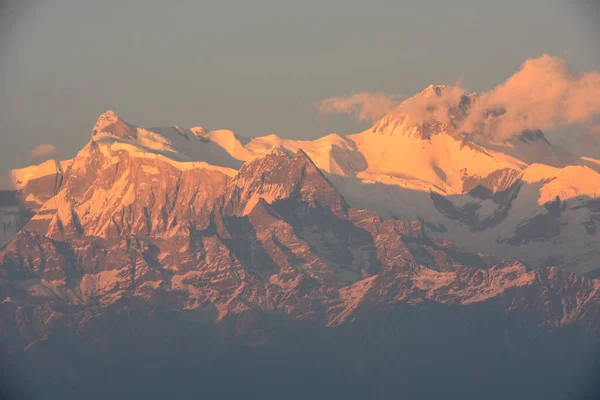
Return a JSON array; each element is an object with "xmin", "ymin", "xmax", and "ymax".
[{"xmin": 91, "ymin": 110, "xmax": 137, "ymax": 139}]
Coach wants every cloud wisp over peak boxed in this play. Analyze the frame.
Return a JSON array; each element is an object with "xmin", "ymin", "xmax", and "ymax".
[
  {"xmin": 319, "ymin": 55, "xmax": 600, "ymax": 141},
  {"xmin": 30, "ymin": 144, "xmax": 60, "ymax": 162},
  {"xmin": 318, "ymin": 92, "xmax": 404, "ymax": 124},
  {"xmin": 464, "ymin": 54, "xmax": 600, "ymax": 139}
]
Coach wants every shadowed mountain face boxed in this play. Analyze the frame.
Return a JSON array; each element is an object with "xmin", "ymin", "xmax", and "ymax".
[
  {"xmin": 0, "ymin": 191, "xmax": 34, "ymax": 250},
  {"xmin": 2, "ymin": 118, "xmax": 600, "ymax": 399},
  {"xmin": 2, "ymin": 105, "xmax": 600, "ymax": 399},
  {"xmin": 8, "ymin": 95, "xmax": 600, "ymax": 272}
]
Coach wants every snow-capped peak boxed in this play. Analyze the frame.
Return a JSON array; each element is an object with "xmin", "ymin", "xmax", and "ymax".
[
  {"xmin": 265, "ymin": 145, "xmax": 292, "ymax": 157},
  {"xmin": 91, "ymin": 110, "xmax": 137, "ymax": 139},
  {"xmin": 98, "ymin": 109, "xmax": 119, "ymax": 121},
  {"xmin": 190, "ymin": 126, "xmax": 208, "ymax": 139},
  {"xmin": 367, "ymin": 85, "xmax": 469, "ymax": 140},
  {"xmin": 418, "ymin": 84, "xmax": 450, "ymax": 97}
]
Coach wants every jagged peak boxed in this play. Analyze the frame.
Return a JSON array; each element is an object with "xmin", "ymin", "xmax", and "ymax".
[
  {"xmin": 232, "ymin": 146, "xmax": 291, "ymax": 179},
  {"xmin": 293, "ymin": 149, "xmax": 322, "ymax": 171},
  {"xmin": 223, "ymin": 141, "xmax": 348, "ymax": 217},
  {"xmin": 91, "ymin": 110, "xmax": 137, "ymax": 139},
  {"xmin": 234, "ymin": 146, "xmax": 294, "ymax": 175},
  {"xmin": 418, "ymin": 84, "xmax": 451, "ymax": 97},
  {"xmin": 93, "ymin": 110, "xmax": 122, "ymax": 129},
  {"xmin": 239, "ymin": 146, "xmax": 323, "ymax": 176},
  {"xmin": 173, "ymin": 125, "xmax": 187, "ymax": 136},
  {"xmin": 190, "ymin": 126, "xmax": 208, "ymax": 139},
  {"xmin": 294, "ymin": 148, "xmax": 311, "ymax": 160},
  {"xmin": 266, "ymin": 145, "xmax": 291, "ymax": 157},
  {"xmin": 370, "ymin": 84, "xmax": 471, "ymax": 139},
  {"xmin": 100, "ymin": 109, "xmax": 119, "ymax": 121}
]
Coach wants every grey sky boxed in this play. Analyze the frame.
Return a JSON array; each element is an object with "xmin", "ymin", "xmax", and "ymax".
[{"xmin": 0, "ymin": 0, "xmax": 598, "ymax": 183}]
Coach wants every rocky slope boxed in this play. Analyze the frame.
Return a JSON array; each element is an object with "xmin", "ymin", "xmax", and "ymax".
[
  {"xmin": 0, "ymin": 191, "xmax": 29, "ymax": 249},
  {"xmin": 1, "ymin": 115, "xmax": 600, "ymax": 398},
  {"xmin": 2, "ymin": 98, "xmax": 600, "ymax": 399},
  {"xmin": 8, "ymin": 89, "xmax": 600, "ymax": 273},
  {"xmin": 195, "ymin": 85, "xmax": 600, "ymax": 273}
]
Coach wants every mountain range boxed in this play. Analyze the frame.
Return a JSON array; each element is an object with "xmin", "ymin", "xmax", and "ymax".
[{"xmin": 1, "ymin": 85, "xmax": 599, "ymax": 399}]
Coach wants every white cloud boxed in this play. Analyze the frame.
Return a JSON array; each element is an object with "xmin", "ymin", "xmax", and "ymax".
[
  {"xmin": 319, "ymin": 92, "xmax": 403, "ymax": 123},
  {"xmin": 30, "ymin": 144, "xmax": 60, "ymax": 160},
  {"xmin": 462, "ymin": 54, "xmax": 600, "ymax": 139},
  {"xmin": 318, "ymin": 55, "xmax": 600, "ymax": 141}
]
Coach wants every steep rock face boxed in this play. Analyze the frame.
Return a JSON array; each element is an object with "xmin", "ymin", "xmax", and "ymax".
[
  {"xmin": 0, "ymin": 191, "xmax": 31, "ymax": 248},
  {"xmin": 13, "ymin": 100, "xmax": 598, "ymax": 274},
  {"xmin": 2, "ymin": 138, "xmax": 600, "ymax": 400},
  {"xmin": 91, "ymin": 110, "xmax": 138, "ymax": 139},
  {"xmin": 222, "ymin": 148, "xmax": 348, "ymax": 217},
  {"xmin": 462, "ymin": 168, "xmax": 522, "ymax": 195},
  {"xmin": 205, "ymin": 86, "xmax": 600, "ymax": 273},
  {"xmin": 24, "ymin": 139, "xmax": 234, "ymax": 241},
  {"xmin": 7, "ymin": 99, "xmax": 600, "ymax": 274},
  {"xmin": 0, "ymin": 160, "xmax": 72, "ymax": 246},
  {"xmin": 2, "ymin": 147, "xmax": 599, "ymax": 335},
  {"xmin": 10, "ymin": 159, "xmax": 72, "ymax": 210},
  {"xmin": 335, "ymin": 156, "xmax": 600, "ymax": 273},
  {"xmin": 371, "ymin": 85, "xmax": 475, "ymax": 140},
  {"xmin": 334, "ymin": 258, "xmax": 600, "ymax": 330}
]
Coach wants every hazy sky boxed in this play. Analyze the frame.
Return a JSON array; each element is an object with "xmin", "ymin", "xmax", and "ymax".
[{"xmin": 0, "ymin": 0, "xmax": 599, "ymax": 183}]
